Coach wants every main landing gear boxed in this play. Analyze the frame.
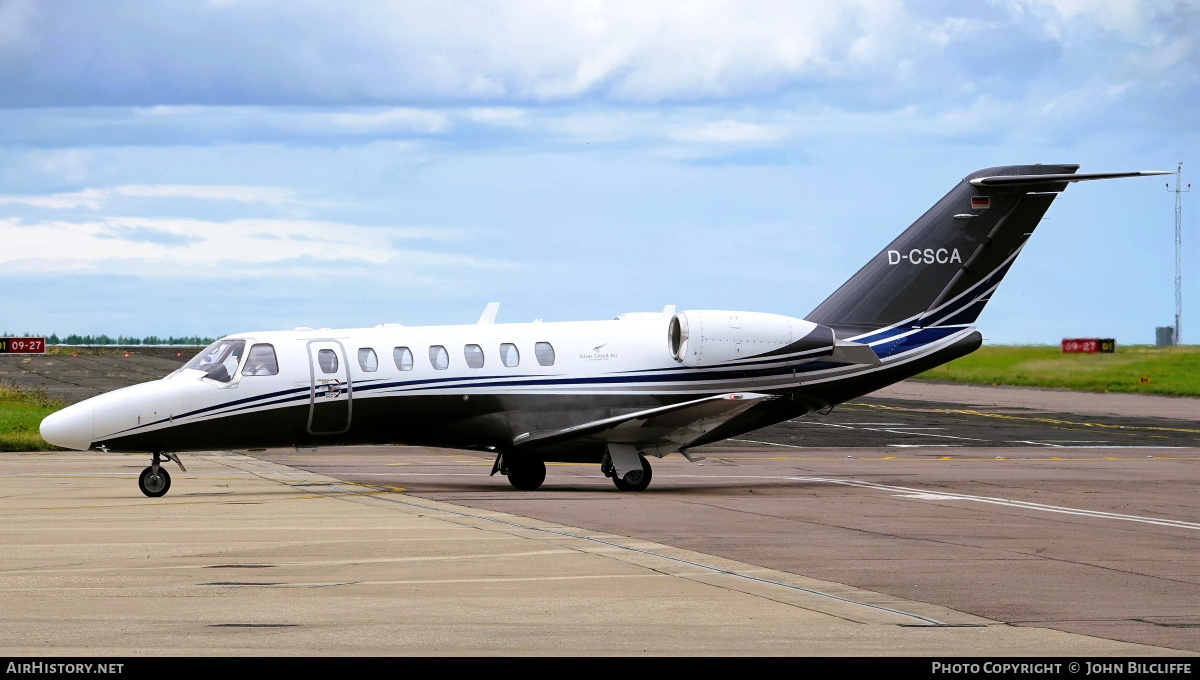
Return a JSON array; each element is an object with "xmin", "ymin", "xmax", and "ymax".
[
  {"xmin": 490, "ymin": 452, "xmax": 547, "ymax": 491},
  {"xmin": 490, "ymin": 445, "xmax": 656, "ymax": 492},
  {"xmin": 139, "ymin": 452, "xmax": 186, "ymax": 498},
  {"xmin": 602, "ymin": 444, "xmax": 653, "ymax": 492}
]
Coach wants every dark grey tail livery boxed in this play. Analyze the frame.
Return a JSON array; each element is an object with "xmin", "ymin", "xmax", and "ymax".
[{"xmin": 806, "ymin": 165, "xmax": 1165, "ymax": 332}]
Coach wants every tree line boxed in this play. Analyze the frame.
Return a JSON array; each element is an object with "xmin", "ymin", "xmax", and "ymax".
[{"xmin": 2, "ymin": 333, "xmax": 217, "ymax": 346}]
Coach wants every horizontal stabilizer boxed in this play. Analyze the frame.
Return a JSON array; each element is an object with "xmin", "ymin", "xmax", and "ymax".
[
  {"xmin": 829, "ymin": 339, "xmax": 882, "ymax": 366},
  {"xmin": 513, "ymin": 392, "xmax": 774, "ymax": 453},
  {"xmin": 970, "ymin": 171, "xmax": 1169, "ymax": 187}
]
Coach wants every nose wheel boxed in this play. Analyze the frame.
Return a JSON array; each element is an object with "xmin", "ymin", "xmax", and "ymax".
[
  {"xmin": 139, "ymin": 465, "xmax": 171, "ymax": 497},
  {"xmin": 138, "ymin": 452, "xmax": 185, "ymax": 497}
]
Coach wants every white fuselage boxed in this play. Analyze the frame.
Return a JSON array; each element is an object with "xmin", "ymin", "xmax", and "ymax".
[{"xmin": 40, "ymin": 310, "xmax": 977, "ymax": 458}]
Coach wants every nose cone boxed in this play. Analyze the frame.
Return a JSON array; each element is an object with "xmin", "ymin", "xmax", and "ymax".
[{"xmin": 40, "ymin": 402, "xmax": 94, "ymax": 451}]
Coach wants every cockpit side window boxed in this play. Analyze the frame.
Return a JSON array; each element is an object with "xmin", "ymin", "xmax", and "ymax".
[
  {"xmin": 185, "ymin": 339, "xmax": 246, "ymax": 383},
  {"xmin": 243, "ymin": 344, "xmax": 279, "ymax": 376}
]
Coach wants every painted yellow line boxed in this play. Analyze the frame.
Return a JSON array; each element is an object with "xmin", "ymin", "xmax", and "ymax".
[
  {"xmin": 690, "ymin": 455, "xmax": 1200, "ymax": 462},
  {"xmin": 386, "ymin": 462, "xmax": 491, "ymax": 466},
  {"xmin": 847, "ymin": 402, "xmax": 1200, "ymax": 435}
]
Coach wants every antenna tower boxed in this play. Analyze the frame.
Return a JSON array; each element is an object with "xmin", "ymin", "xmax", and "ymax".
[{"xmin": 1169, "ymin": 163, "xmax": 1190, "ymax": 345}]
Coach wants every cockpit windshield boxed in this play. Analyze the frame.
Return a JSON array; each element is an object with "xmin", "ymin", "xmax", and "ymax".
[{"xmin": 184, "ymin": 339, "xmax": 246, "ymax": 383}]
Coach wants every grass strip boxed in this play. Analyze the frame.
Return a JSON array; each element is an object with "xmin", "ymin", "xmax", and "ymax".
[
  {"xmin": 915, "ymin": 344, "xmax": 1200, "ymax": 397},
  {"xmin": 0, "ymin": 381, "xmax": 66, "ymax": 451}
]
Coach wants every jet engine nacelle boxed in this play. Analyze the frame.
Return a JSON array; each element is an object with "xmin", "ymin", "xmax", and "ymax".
[{"xmin": 667, "ymin": 310, "xmax": 819, "ymax": 366}]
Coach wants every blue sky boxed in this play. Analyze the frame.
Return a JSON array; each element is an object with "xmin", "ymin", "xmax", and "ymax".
[{"xmin": 0, "ymin": 0, "xmax": 1197, "ymax": 344}]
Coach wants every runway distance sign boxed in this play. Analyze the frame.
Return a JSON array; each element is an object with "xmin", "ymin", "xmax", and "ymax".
[
  {"xmin": 1061, "ymin": 338, "xmax": 1115, "ymax": 354},
  {"xmin": 0, "ymin": 337, "xmax": 46, "ymax": 354}
]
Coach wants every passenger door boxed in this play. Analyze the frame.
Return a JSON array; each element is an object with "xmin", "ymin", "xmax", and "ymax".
[{"xmin": 306, "ymin": 340, "xmax": 352, "ymax": 435}]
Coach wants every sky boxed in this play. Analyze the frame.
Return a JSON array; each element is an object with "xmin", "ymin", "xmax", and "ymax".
[{"xmin": 0, "ymin": 0, "xmax": 1197, "ymax": 344}]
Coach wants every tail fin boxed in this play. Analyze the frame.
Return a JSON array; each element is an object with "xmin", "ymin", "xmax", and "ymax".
[{"xmin": 806, "ymin": 165, "xmax": 1167, "ymax": 331}]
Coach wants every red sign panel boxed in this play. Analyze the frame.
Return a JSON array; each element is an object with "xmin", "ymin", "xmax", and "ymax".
[
  {"xmin": 1062, "ymin": 338, "xmax": 1116, "ymax": 354},
  {"xmin": 1062, "ymin": 338, "xmax": 1099, "ymax": 353},
  {"xmin": 0, "ymin": 337, "xmax": 46, "ymax": 354}
]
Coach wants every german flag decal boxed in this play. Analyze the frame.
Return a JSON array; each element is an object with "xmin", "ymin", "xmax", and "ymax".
[{"xmin": 970, "ymin": 195, "xmax": 990, "ymax": 209}]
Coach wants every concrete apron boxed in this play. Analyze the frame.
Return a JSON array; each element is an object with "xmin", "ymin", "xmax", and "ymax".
[{"xmin": 0, "ymin": 450, "xmax": 1183, "ymax": 656}]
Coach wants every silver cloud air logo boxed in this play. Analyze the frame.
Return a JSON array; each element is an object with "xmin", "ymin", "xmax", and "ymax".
[{"xmin": 580, "ymin": 343, "xmax": 616, "ymax": 361}]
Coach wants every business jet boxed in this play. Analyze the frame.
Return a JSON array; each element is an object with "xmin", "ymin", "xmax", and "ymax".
[{"xmin": 40, "ymin": 164, "xmax": 1166, "ymax": 496}]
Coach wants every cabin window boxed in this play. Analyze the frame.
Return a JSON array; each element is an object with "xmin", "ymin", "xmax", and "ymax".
[
  {"xmin": 243, "ymin": 343, "xmax": 279, "ymax": 376},
  {"xmin": 185, "ymin": 339, "xmax": 246, "ymax": 383},
  {"xmin": 317, "ymin": 349, "xmax": 339, "ymax": 374},
  {"xmin": 393, "ymin": 346, "xmax": 413, "ymax": 371},
  {"xmin": 535, "ymin": 342, "xmax": 555, "ymax": 366},
  {"xmin": 358, "ymin": 348, "xmax": 378, "ymax": 372},
  {"xmin": 464, "ymin": 344, "xmax": 485, "ymax": 369},
  {"xmin": 500, "ymin": 343, "xmax": 519, "ymax": 367},
  {"xmin": 429, "ymin": 345, "xmax": 449, "ymax": 370}
]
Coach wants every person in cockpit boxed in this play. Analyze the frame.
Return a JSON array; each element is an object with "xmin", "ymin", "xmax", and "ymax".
[{"xmin": 185, "ymin": 340, "xmax": 245, "ymax": 383}]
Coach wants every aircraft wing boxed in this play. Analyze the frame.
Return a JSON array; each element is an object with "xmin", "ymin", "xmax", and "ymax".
[{"xmin": 512, "ymin": 392, "xmax": 774, "ymax": 456}]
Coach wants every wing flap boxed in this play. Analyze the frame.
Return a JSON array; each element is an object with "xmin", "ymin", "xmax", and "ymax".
[{"xmin": 513, "ymin": 392, "xmax": 775, "ymax": 453}]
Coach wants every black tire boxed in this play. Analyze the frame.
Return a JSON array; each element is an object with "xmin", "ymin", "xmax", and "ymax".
[
  {"xmin": 507, "ymin": 457, "xmax": 546, "ymax": 491},
  {"xmin": 612, "ymin": 454, "xmax": 652, "ymax": 492},
  {"xmin": 139, "ymin": 466, "xmax": 171, "ymax": 497}
]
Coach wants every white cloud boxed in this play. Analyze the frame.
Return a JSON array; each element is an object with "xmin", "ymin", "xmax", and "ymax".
[
  {"xmin": 668, "ymin": 120, "xmax": 789, "ymax": 144},
  {"xmin": 0, "ymin": 216, "xmax": 503, "ymax": 278},
  {"xmin": 1013, "ymin": 0, "xmax": 1161, "ymax": 41},
  {"xmin": 0, "ymin": 189, "xmax": 106, "ymax": 210},
  {"xmin": 0, "ymin": 0, "xmax": 40, "ymax": 54},
  {"xmin": 465, "ymin": 107, "xmax": 529, "ymax": 126},
  {"xmin": 290, "ymin": 108, "xmax": 451, "ymax": 135},
  {"xmin": 0, "ymin": 1, "xmax": 958, "ymax": 105},
  {"xmin": 113, "ymin": 184, "xmax": 300, "ymax": 205},
  {"xmin": 29, "ymin": 149, "xmax": 93, "ymax": 182},
  {"xmin": 0, "ymin": 184, "xmax": 313, "ymax": 210}
]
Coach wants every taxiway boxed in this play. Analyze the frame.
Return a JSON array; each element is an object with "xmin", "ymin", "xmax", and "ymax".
[{"xmin": 2, "ymin": 352, "xmax": 1197, "ymax": 654}]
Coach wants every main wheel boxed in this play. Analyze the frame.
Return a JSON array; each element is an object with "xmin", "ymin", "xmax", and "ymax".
[
  {"xmin": 139, "ymin": 466, "xmax": 171, "ymax": 497},
  {"xmin": 506, "ymin": 457, "xmax": 546, "ymax": 491},
  {"xmin": 612, "ymin": 454, "xmax": 652, "ymax": 492}
]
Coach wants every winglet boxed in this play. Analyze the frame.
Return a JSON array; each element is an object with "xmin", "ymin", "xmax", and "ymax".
[{"xmin": 477, "ymin": 302, "xmax": 500, "ymax": 325}]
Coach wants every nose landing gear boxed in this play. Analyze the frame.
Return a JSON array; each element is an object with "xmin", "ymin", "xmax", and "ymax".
[{"xmin": 139, "ymin": 452, "xmax": 186, "ymax": 497}]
